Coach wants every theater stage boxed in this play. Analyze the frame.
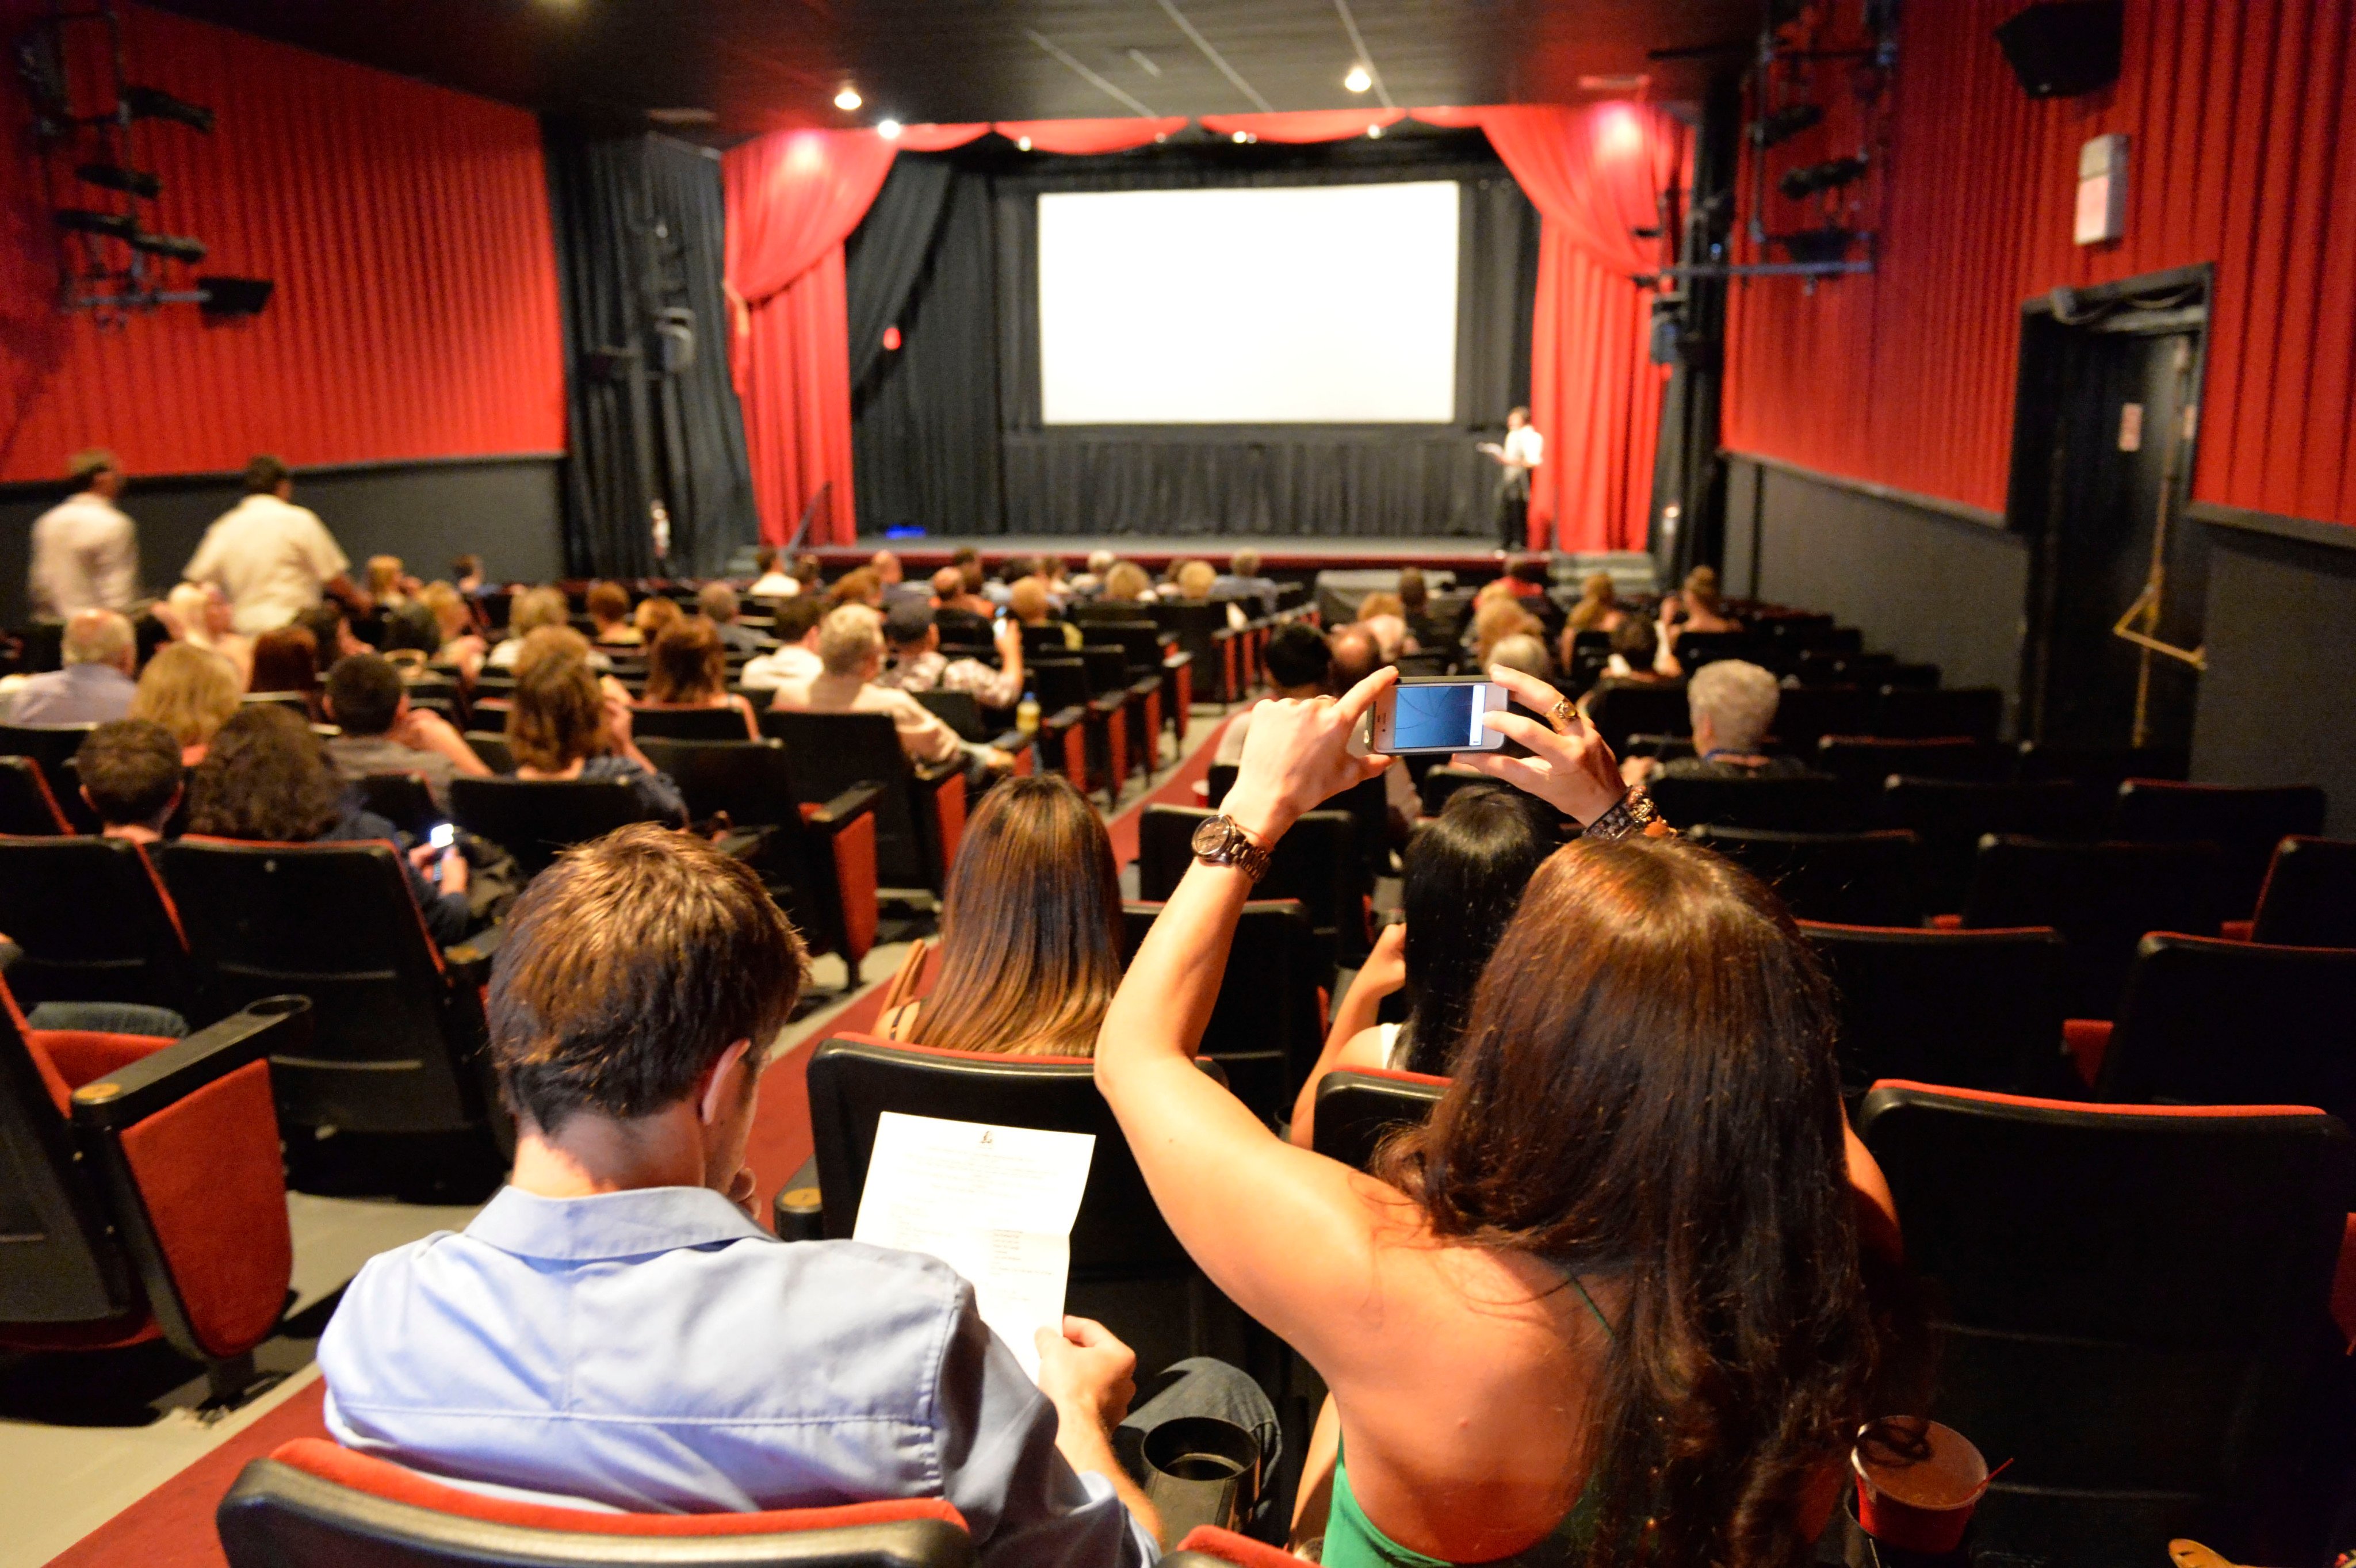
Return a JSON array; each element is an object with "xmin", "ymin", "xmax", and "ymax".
[{"xmin": 811, "ymin": 534, "xmax": 1511, "ymax": 573}]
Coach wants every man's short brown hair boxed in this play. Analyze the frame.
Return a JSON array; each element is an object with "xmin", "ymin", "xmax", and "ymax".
[
  {"xmin": 76, "ymin": 718, "xmax": 182, "ymax": 825},
  {"xmin": 488, "ymin": 824, "xmax": 809, "ymax": 1133}
]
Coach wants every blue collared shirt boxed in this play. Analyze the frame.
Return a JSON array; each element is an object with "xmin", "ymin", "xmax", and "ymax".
[
  {"xmin": 319, "ymin": 1185, "xmax": 1154, "ymax": 1566},
  {"xmin": 6, "ymin": 661, "xmax": 133, "ymax": 726}
]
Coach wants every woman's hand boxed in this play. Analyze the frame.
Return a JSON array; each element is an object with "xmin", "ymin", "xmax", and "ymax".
[
  {"xmin": 1221, "ymin": 666, "xmax": 1397, "ymax": 846},
  {"xmin": 1458, "ymin": 666, "xmax": 1631, "ymax": 826},
  {"xmin": 1357, "ymin": 920, "xmax": 1408, "ymax": 1001}
]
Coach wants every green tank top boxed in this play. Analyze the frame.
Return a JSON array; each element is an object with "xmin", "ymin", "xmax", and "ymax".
[{"xmin": 1319, "ymin": 1274, "xmax": 1616, "ymax": 1568}]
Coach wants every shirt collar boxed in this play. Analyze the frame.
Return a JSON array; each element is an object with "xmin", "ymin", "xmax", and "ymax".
[{"xmin": 464, "ymin": 1184, "xmax": 771, "ymax": 1261}]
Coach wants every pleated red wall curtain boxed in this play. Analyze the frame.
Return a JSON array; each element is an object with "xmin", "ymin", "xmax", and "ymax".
[
  {"xmin": 0, "ymin": 1, "xmax": 563, "ymax": 483},
  {"xmin": 1723, "ymin": 0, "xmax": 2356, "ymax": 530}
]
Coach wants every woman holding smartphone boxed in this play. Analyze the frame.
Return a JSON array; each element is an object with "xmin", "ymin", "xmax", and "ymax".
[{"xmin": 1096, "ymin": 665, "xmax": 1889, "ymax": 1568}]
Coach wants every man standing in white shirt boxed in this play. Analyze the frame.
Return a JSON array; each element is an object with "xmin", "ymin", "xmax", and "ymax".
[
  {"xmin": 29, "ymin": 449, "xmax": 139, "ymax": 621},
  {"xmin": 1478, "ymin": 406, "xmax": 1546, "ymax": 555},
  {"xmin": 182, "ymin": 454, "xmax": 369, "ymax": 634}
]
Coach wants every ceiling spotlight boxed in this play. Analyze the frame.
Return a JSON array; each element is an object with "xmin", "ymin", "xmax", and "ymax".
[
  {"xmin": 1344, "ymin": 64, "xmax": 1372, "ymax": 93},
  {"xmin": 1366, "ymin": 123, "xmax": 1383, "ymax": 139},
  {"xmin": 833, "ymin": 86, "xmax": 862, "ymax": 112},
  {"xmin": 121, "ymin": 84, "xmax": 213, "ymax": 133},
  {"xmin": 1016, "ymin": 135, "xmax": 1033, "ymax": 151},
  {"xmin": 76, "ymin": 162, "xmax": 160, "ymax": 199},
  {"xmin": 877, "ymin": 118, "xmax": 903, "ymax": 140},
  {"xmin": 1231, "ymin": 130, "xmax": 1249, "ymax": 143}
]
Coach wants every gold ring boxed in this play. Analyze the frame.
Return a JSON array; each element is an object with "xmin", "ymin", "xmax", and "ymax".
[{"xmin": 1546, "ymin": 698, "xmax": 1577, "ymax": 735}]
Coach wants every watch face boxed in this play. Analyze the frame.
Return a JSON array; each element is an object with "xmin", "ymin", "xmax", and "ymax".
[{"xmin": 1191, "ymin": 817, "xmax": 1233, "ymax": 858}]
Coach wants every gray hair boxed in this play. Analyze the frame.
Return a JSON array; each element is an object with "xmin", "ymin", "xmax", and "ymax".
[
  {"xmin": 1488, "ymin": 633, "xmax": 1553, "ymax": 682},
  {"xmin": 1687, "ymin": 659, "xmax": 1781, "ymax": 753},
  {"xmin": 817, "ymin": 603, "xmax": 883, "ymax": 678},
  {"xmin": 697, "ymin": 581, "xmax": 740, "ymax": 622},
  {"xmin": 63, "ymin": 608, "xmax": 133, "ymax": 668}
]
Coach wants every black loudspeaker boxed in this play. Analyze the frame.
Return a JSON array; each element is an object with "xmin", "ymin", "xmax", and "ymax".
[
  {"xmin": 1994, "ymin": 2, "xmax": 2122, "ymax": 98},
  {"xmin": 197, "ymin": 276, "xmax": 272, "ymax": 317}
]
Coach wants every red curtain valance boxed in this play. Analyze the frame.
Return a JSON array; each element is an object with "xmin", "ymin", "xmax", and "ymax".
[{"xmin": 1199, "ymin": 110, "xmax": 1405, "ymax": 143}]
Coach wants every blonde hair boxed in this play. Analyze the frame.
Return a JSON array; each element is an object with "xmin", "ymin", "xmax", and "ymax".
[
  {"xmin": 508, "ymin": 586, "xmax": 569, "ymax": 637},
  {"xmin": 131, "ymin": 643, "xmax": 242, "ymax": 748},
  {"xmin": 1472, "ymin": 599, "xmax": 1543, "ymax": 668},
  {"xmin": 1176, "ymin": 560, "xmax": 1217, "ymax": 600},
  {"xmin": 817, "ymin": 604, "xmax": 884, "ymax": 678},
  {"xmin": 419, "ymin": 581, "xmax": 469, "ymax": 639},
  {"xmin": 1102, "ymin": 561, "xmax": 1151, "ymax": 601},
  {"xmin": 1567, "ymin": 572, "xmax": 1618, "ymax": 633},
  {"xmin": 634, "ymin": 596, "xmax": 683, "ymax": 638},
  {"xmin": 507, "ymin": 628, "xmax": 606, "ymax": 771},
  {"xmin": 366, "ymin": 556, "xmax": 404, "ymax": 598}
]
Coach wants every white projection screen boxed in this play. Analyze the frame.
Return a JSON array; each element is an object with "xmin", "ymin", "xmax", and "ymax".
[{"xmin": 1037, "ymin": 181, "xmax": 1460, "ymax": 425}]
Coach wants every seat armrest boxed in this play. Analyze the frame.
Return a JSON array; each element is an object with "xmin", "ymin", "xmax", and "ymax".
[
  {"xmin": 772, "ymin": 1154, "xmax": 824, "ymax": 1241},
  {"xmin": 715, "ymin": 827, "xmax": 772, "ymax": 862},
  {"xmin": 1088, "ymin": 693, "xmax": 1126, "ymax": 717},
  {"xmin": 1044, "ymin": 704, "xmax": 1088, "ymax": 732},
  {"xmin": 443, "ymin": 924, "xmax": 508, "ymax": 990},
  {"xmin": 69, "ymin": 999, "xmax": 313, "ymax": 1132},
  {"xmin": 912, "ymin": 758, "xmax": 962, "ymax": 789},
  {"xmin": 806, "ymin": 781, "xmax": 886, "ymax": 831}
]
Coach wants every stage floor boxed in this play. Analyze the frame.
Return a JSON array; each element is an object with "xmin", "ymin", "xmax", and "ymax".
[{"xmin": 813, "ymin": 534, "xmax": 1514, "ymax": 572}]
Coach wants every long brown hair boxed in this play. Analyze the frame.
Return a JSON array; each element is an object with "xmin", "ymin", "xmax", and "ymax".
[
  {"xmin": 645, "ymin": 615, "xmax": 727, "ymax": 705},
  {"xmin": 249, "ymin": 625, "xmax": 319, "ymax": 698},
  {"xmin": 915, "ymin": 774, "xmax": 1123, "ymax": 1057},
  {"xmin": 1379, "ymin": 837, "xmax": 1874, "ymax": 1568},
  {"xmin": 507, "ymin": 628, "xmax": 609, "ymax": 771},
  {"xmin": 187, "ymin": 704, "xmax": 344, "ymax": 842}
]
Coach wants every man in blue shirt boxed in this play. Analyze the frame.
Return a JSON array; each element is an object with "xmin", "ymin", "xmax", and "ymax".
[
  {"xmin": 5, "ymin": 608, "xmax": 136, "ymax": 725},
  {"xmin": 319, "ymin": 824, "xmax": 1253, "ymax": 1563}
]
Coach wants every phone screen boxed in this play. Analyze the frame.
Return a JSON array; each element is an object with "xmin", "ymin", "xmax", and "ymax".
[
  {"xmin": 428, "ymin": 823, "xmax": 456, "ymax": 850},
  {"xmin": 1388, "ymin": 683, "xmax": 1492, "ymax": 751}
]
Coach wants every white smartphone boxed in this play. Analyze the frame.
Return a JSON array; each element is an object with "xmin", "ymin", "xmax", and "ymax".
[
  {"xmin": 1370, "ymin": 678, "xmax": 1512, "ymax": 755},
  {"xmin": 427, "ymin": 823, "xmax": 456, "ymax": 851}
]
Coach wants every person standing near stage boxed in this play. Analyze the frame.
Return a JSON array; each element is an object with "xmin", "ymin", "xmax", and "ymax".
[
  {"xmin": 1478, "ymin": 406, "xmax": 1545, "ymax": 555},
  {"xmin": 29, "ymin": 449, "xmax": 139, "ymax": 621},
  {"xmin": 183, "ymin": 454, "xmax": 370, "ymax": 634}
]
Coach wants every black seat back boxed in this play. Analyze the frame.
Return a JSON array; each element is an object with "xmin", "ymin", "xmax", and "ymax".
[
  {"xmin": 1077, "ymin": 645, "xmax": 1129, "ymax": 699},
  {"xmin": 1137, "ymin": 805, "xmax": 1361, "ymax": 970},
  {"xmin": 1963, "ymin": 837, "xmax": 2228, "ymax": 1019},
  {"xmin": 1647, "ymin": 771, "xmax": 1856, "ymax": 832},
  {"xmin": 628, "ymin": 706, "xmax": 754, "ymax": 741},
  {"xmin": 1311, "ymin": 1068, "xmax": 1447, "ymax": 1174},
  {"xmin": 1766, "ymin": 684, "xmax": 1868, "ymax": 753},
  {"xmin": 1582, "ymin": 680, "xmax": 1688, "ymax": 754},
  {"xmin": 448, "ymin": 777, "xmax": 664, "ymax": 879},
  {"xmin": 160, "ymin": 839, "xmax": 488, "ymax": 1136},
  {"xmin": 1880, "ymin": 778, "xmax": 2105, "ymax": 913},
  {"xmin": 806, "ymin": 1035, "xmax": 1186, "ymax": 1276},
  {"xmin": 464, "ymin": 731, "xmax": 515, "ymax": 772},
  {"xmin": 2014, "ymin": 740, "xmax": 2189, "ymax": 790},
  {"xmin": 2112, "ymin": 780, "xmax": 2330, "ymax": 916},
  {"xmin": 0, "ymin": 724, "xmax": 100, "ymax": 831},
  {"xmin": 1687, "ymin": 826, "xmax": 1922, "ymax": 926},
  {"xmin": 353, "ymin": 773, "xmax": 440, "ymax": 837},
  {"xmin": 1857, "ymin": 1083, "xmax": 2348, "ymax": 1559},
  {"xmin": 1122, "ymin": 900, "xmax": 1321, "ymax": 1120},
  {"xmin": 913, "ymin": 689, "xmax": 987, "ymax": 742},
  {"xmin": 1668, "ymin": 630, "xmax": 1757, "ymax": 670},
  {"xmin": 0, "ymin": 758, "xmax": 72, "ymax": 835},
  {"xmin": 2098, "ymin": 934, "xmax": 2356, "ymax": 1125},
  {"xmin": 636, "ymin": 737, "xmax": 802, "ymax": 830},
  {"xmin": 1148, "ymin": 602, "xmax": 1230, "ymax": 672},
  {"xmin": 762, "ymin": 710, "xmax": 930, "ymax": 887},
  {"xmin": 1088, "ymin": 621, "xmax": 1165, "ymax": 672},
  {"xmin": 0, "ymin": 837, "xmax": 193, "ymax": 1014},
  {"xmin": 1814, "ymin": 736, "xmax": 2013, "ymax": 787},
  {"xmin": 1872, "ymin": 685, "xmax": 2004, "ymax": 740},
  {"xmin": 1801, "ymin": 922, "xmax": 2066, "ymax": 1097},
  {"xmin": 2251, "ymin": 836, "xmax": 2356, "ymax": 948}
]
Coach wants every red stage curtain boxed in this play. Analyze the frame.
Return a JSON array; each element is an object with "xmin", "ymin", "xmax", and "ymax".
[
  {"xmin": 0, "ymin": 0, "xmax": 562, "ymax": 483},
  {"xmin": 722, "ymin": 129, "xmax": 897, "ymax": 544},
  {"xmin": 893, "ymin": 124, "xmax": 990, "ymax": 153},
  {"xmin": 994, "ymin": 118, "xmax": 1190, "ymax": 154},
  {"xmin": 1199, "ymin": 110, "xmax": 1405, "ymax": 143}
]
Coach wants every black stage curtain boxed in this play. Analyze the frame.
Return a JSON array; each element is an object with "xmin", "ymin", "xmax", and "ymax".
[
  {"xmin": 848, "ymin": 130, "xmax": 1535, "ymax": 540},
  {"xmin": 545, "ymin": 127, "xmax": 756, "ymax": 578}
]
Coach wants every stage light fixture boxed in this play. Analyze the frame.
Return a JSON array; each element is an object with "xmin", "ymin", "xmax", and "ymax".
[
  {"xmin": 1748, "ymin": 102, "xmax": 1823, "ymax": 148},
  {"xmin": 1344, "ymin": 64, "xmax": 1371, "ymax": 93},
  {"xmin": 55, "ymin": 208, "xmax": 137, "ymax": 240},
  {"xmin": 877, "ymin": 118, "xmax": 902, "ymax": 140},
  {"xmin": 833, "ymin": 85, "xmax": 862, "ymax": 111},
  {"xmin": 129, "ymin": 229, "xmax": 206, "ymax": 263},
  {"xmin": 1231, "ymin": 130, "xmax": 1249, "ymax": 143},
  {"xmin": 121, "ymin": 84, "xmax": 214, "ymax": 133},
  {"xmin": 1016, "ymin": 135, "xmax": 1033, "ymax": 151},
  {"xmin": 1777, "ymin": 155, "xmax": 1868, "ymax": 201},
  {"xmin": 75, "ymin": 162, "xmax": 160, "ymax": 199},
  {"xmin": 1367, "ymin": 123, "xmax": 1383, "ymax": 138}
]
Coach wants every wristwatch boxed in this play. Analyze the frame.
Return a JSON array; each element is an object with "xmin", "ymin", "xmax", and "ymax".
[
  {"xmin": 1582, "ymin": 787, "xmax": 1674, "ymax": 843},
  {"xmin": 1191, "ymin": 814, "xmax": 1274, "ymax": 882}
]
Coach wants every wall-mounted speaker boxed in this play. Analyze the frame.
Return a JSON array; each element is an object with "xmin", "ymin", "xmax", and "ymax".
[{"xmin": 1994, "ymin": 2, "xmax": 2123, "ymax": 98}]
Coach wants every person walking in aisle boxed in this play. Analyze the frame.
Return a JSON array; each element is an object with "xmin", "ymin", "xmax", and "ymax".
[
  {"xmin": 29, "ymin": 449, "xmax": 138, "ymax": 621},
  {"xmin": 183, "ymin": 454, "xmax": 370, "ymax": 634}
]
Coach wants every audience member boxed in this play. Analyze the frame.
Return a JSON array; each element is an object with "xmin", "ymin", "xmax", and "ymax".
[
  {"xmin": 1468, "ymin": 597, "xmax": 1542, "ymax": 671},
  {"xmin": 587, "ymin": 581, "xmax": 640, "ymax": 647},
  {"xmin": 1171, "ymin": 559, "xmax": 1248, "ymax": 632},
  {"xmin": 418, "ymin": 582, "xmax": 488, "ymax": 676},
  {"xmin": 878, "ymin": 601, "xmax": 1024, "ymax": 709},
  {"xmin": 792, "ymin": 553, "xmax": 824, "ymax": 591},
  {"xmin": 322, "ymin": 652, "xmax": 491, "ymax": 812},
  {"xmin": 1213, "ymin": 549, "xmax": 1278, "ymax": 614},
  {"xmin": 827, "ymin": 567, "xmax": 885, "ymax": 611},
  {"xmin": 633, "ymin": 595, "xmax": 683, "ymax": 646},
  {"xmin": 1214, "ymin": 621, "xmax": 1331, "ymax": 766},
  {"xmin": 747, "ymin": 546, "xmax": 799, "ymax": 599},
  {"xmin": 1099, "ymin": 561, "xmax": 1152, "ymax": 603},
  {"xmin": 249, "ymin": 625, "xmax": 322, "ymax": 716},
  {"xmin": 6, "ymin": 608, "xmax": 136, "ymax": 724},
  {"xmin": 131, "ymin": 642, "xmax": 243, "ymax": 764},
  {"xmin": 1070, "ymin": 549, "xmax": 1115, "ymax": 595},
  {"xmin": 1398, "ymin": 566, "xmax": 1452, "ymax": 652},
  {"xmin": 1488, "ymin": 631, "xmax": 1554, "ymax": 682},
  {"xmin": 1098, "ymin": 664, "xmax": 1887, "ymax": 1568},
  {"xmin": 319, "ymin": 823, "xmax": 1267, "ymax": 1561},
  {"xmin": 772, "ymin": 606, "xmax": 1011, "ymax": 784},
  {"xmin": 506, "ymin": 629, "xmax": 686, "ymax": 825},
  {"xmin": 380, "ymin": 601, "xmax": 443, "ymax": 663},
  {"xmin": 488, "ymin": 586, "xmax": 606, "ymax": 672},
  {"xmin": 697, "ymin": 582, "xmax": 768, "ymax": 655},
  {"xmin": 29, "ymin": 449, "xmax": 137, "ymax": 620},
  {"xmin": 73, "ymin": 718, "xmax": 183, "ymax": 843},
  {"xmin": 1355, "ymin": 591, "xmax": 1413, "ymax": 663},
  {"xmin": 881, "ymin": 774, "xmax": 1122, "ymax": 1056},
  {"xmin": 183, "ymin": 456, "xmax": 367, "ymax": 633},
  {"xmin": 1593, "ymin": 614, "xmax": 1680, "ymax": 686},
  {"xmin": 188, "ymin": 704, "xmax": 473, "ymax": 944},
  {"xmin": 297, "ymin": 600, "xmax": 370, "ymax": 666},
  {"xmin": 163, "ymin": 581, "xmax": 253, "ymax": 680},
  {"xmin": 1565, "ymin": 571, "xmax": 1625, "ymax": 636},
  {"xmin": 1623, "ymin": 660, "xmax": 1807, "ymax": 788},
  {"xmin": 450, "ymin": 554, "xmax": 488, "ymax": 599},
  {"xmin": 737, "ymin": 596, "xmax": 824, "ymax": 693},
  {"xmin": 1666, "ymin": 565, "xmax": 1742, "ymax": 636},
  {"xmin": 1291, "ymin": 783, "xmax": 1551, "ymax": 1143},
  {"xmin": 366, "ymin": 555, "xmax": 413, "ymax": 609},
  {"xmin": 642, "ymin": 617, "xmax": 759, "ymax": 739},
  {"xmin": 1009, "ymin": 579, "xmax": 1081, "ymax": 650}
]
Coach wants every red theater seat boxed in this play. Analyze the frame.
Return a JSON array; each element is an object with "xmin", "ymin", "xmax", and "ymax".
[{"xmin": 215, "ymin": 1438, "xmax": 972, "ymax": 1567}]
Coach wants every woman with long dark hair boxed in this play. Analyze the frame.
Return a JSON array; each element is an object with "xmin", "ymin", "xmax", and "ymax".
[
  {"xmin": 880, "ymin": 772, "xmax": 1123, "ymax": 1057},
  {"xmin": 1097, "ymin": 664, "xmax": 1888, "ymax": 1568},
  {"xmin": 1289, "ymin": 782, "xmax": 1551, "ymax": 1145}
]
